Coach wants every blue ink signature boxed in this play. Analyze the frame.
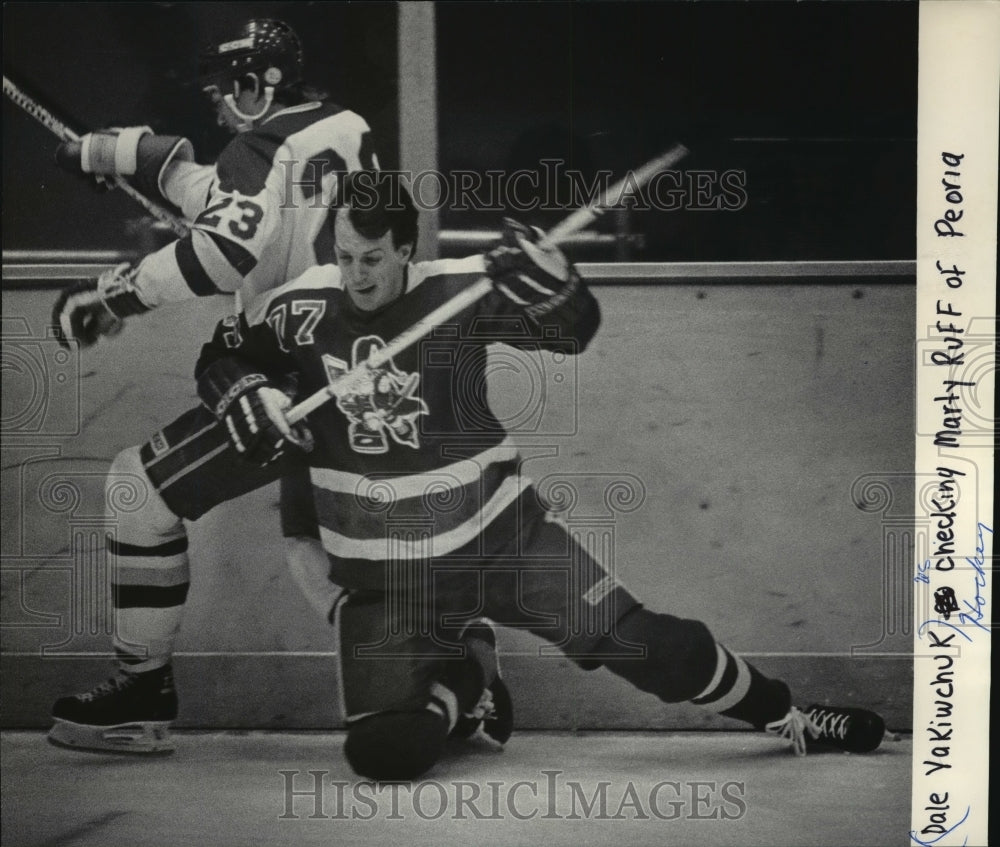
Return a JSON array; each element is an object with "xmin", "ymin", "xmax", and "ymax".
[
  {"xmin": 917, "ymin": 618, "xmax": 973, "ymax": 643},
  {"xmin": 917, "ymin": 523, "xmax": 992, "ymax": 642},
  {"xmin": 957, "ymin": 522, "xmax": 991, "ymax": 635},
  {"xmin": 909, "ymin": 805, "xmax": 970, "ymax": 846}
]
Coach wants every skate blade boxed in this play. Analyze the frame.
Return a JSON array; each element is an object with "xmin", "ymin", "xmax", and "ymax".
[{"xmin": 48, "ymin": 719, "xmax": 175, "ymax": 755}]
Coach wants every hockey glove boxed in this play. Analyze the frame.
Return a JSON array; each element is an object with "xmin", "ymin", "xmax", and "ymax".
[
  {"xmin": 51, "ymin": 263, "xmax": 151, "ymax": 349},
  {"xmin": 55, "ymin": 126, "xmax": 151, "ymax": 176},
  {"xmin": 55, "ymin": 126, "xmax": 152, "ymax": 192},
  {"xmin": 219, "ymin": 378, "xmax": 314, "ymax": 466},
  {"xmin": 484, "ymin": 218, "xmax": 580, "ymax": 319},
  {"xmin": 55, "ymin": 126, "xmax": 193, "ymax": 198}
]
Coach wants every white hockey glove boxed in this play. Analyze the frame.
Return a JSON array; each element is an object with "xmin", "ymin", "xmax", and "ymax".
[
  {"xmin": 51, "ymin": 263, "xmax": 151, "ymax": 349},
  {"xmin": 484, "ymin": 218, "xmax": 580, "ymax": 319},
  {"xmin": 218, "ymin": 377, "xmax": 314, "ymax": 466}
]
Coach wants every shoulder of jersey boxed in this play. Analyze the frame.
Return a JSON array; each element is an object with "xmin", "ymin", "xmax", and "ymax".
[
  {"xmin": 216, "ymin": 133, "xmax": 274, "ymax": 194},
  {"xmin": 265, "ymin": 100, "xmax": 349, "ymax": 131},
  {"xmin": 216, "ymin": 104, "xmax": 368, "ymax": 194},
  {"xmin": 262, "ymin": 264, "xmax": 344, "ymax": 311}
]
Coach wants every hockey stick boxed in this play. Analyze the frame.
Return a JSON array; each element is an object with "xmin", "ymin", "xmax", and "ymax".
[
  {"xmin": 3, "ymin": 74, "xmax": 191, "ymax": 239},
  {"xmin": 286, "ymin": 143, "xmax": 689, "ymax": 424}
]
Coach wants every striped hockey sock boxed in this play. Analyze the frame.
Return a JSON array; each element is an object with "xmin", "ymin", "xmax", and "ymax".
[
  {"xmin": 691, "ymin": 643, "xmax": 791, "ymax": 728},
  {"xmin": 109, "ymin": 532, "xmax": 190, "ymax": 673}
]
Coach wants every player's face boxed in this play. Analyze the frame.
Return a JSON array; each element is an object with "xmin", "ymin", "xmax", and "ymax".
[{"xmin": 334, "ymin": 211, "xmax": 412, "ymax": 312}]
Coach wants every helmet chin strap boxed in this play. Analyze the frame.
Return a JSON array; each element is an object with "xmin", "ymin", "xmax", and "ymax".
[{"xmin": 223, "ymin": 73, "xmax": 275, "ymax": 128}]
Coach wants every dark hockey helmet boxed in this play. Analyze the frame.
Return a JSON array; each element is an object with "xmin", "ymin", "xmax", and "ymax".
[{"xmin": 199, "ymin": 19, "xmax": 304, "ymax": 94}]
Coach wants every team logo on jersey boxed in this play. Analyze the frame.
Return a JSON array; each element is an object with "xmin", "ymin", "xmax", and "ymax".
[{"xmin": 322, "ymin": 335, "xmax": 429, "ymax": 454}]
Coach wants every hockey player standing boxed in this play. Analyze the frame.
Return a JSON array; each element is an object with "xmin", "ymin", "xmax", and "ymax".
[
  {"xmin": 186, "ymin": 171, "xmax": 888, "ymax": 780},
  {"xmin": 48, "ymin": 19, "xmax": 374, "ymax": 752}
]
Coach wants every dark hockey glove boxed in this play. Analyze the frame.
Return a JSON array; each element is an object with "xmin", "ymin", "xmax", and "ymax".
[
  {"xmin": 218, "ymin": 377, "xmax": 314, "ymax": 466},
  {"xmin": 484, "ymin": 218, "xmax": 580, "ymax": 319},
  {"xmin": 51, "ymin": 263, "xmax": 151, "ymax": 349}
]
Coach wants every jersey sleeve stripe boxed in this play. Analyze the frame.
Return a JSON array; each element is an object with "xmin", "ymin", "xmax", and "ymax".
[
  {"xmin": 201, "ymin": 229, "xmax": 258, "ymax": 275},
  {"xmin": 175, "ymin": 236, "xmax": 224, "ymax": 296}
]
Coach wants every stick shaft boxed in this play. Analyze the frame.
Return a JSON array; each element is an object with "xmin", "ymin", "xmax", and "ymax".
[
  {"xmin": 285, "ymin": 146, "xmax": 688, "ymax": 425},
  {"xmin": 3, "ymin": 75, "xmax": 191, "ymax": 238},
  {"xmin": 546, "ymin": 143, "xmax": 689, "ymax": 244}
]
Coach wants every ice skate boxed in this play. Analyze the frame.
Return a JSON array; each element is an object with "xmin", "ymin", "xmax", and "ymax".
[
  {"xmin": 48, "ymin": 664, "xmax": 178, "ymax": 755},
  {"xmin": 766, "ymin": 704, "xmax": 886, "ymax": 756}
]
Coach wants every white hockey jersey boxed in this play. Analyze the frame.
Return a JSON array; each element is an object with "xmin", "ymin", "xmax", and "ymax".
[{"xmin": 131, "ymin": 100, "xmax": 376, "ymax": 324}]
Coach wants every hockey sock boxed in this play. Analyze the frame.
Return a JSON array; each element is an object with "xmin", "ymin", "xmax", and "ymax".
[
  {"xmin": 110, "ymin": 533, "xmax": 189, "ymax": 673},
  {"xmin": 690, "ymin": 643, "xmax": 792, "ymax": 728},
  {"xmin": 597, "ymin": 607, "xmax": 791, "ymax": 727},
  {"xmin": 106, "ymin": 447, "xmax": 190, "ymax": 673},
  {"xmin": 597, "ymin": 606, "xmax": 719, "ymax": 701}
]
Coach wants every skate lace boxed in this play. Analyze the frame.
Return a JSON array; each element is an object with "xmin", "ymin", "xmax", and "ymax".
[
  {"xmin": 806, "ymin": 708, "xmax": 850, "ymax": 740},
  {"xmin": 766, "ymin": 706, "xmax": 821, "ymax": 757},
  {"xmin": 78, "ymin": 674, "xmax": 135, "ymax": 703},
  {"xmin": 468, "ymin": 689, "xmax": 496, "ymax": 722}
]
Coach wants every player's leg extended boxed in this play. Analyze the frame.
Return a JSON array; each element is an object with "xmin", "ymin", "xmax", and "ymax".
[
  {"xmin": 336, "ymin": 589, "xmax": 504, "ymax": 780},
  {"xmin": 486, "ymin": 509, "xmax": 885, "ymax": 755},
  {"xmin": 49, "ymin": 405, "xmax": 286, "ymax": 754}
]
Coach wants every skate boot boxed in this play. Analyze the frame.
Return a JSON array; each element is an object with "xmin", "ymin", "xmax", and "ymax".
[
  {"xmin": 48, "ymin": 664, "xmax": 178, "ymax": 754},
  {"xmin": 451, "ymin": 618, "xmax": 514, "ymax": 745},
  {"xmin": 766, "ymin": 704, "xmax": 886, "ymax": 756}
]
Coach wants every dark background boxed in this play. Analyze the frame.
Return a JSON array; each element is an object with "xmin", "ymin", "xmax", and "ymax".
[{"xmin": 3, "ymin": 1, "xmax": 917, "ymax": 260}]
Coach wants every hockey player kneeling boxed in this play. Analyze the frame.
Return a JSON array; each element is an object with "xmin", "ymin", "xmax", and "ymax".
[{"xmin": 194, "ymin": 173, "xmax": 888, "ymax": 780}]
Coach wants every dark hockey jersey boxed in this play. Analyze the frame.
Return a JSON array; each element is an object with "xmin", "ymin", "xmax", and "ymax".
[{"xmin": 196, "ymin": 255, "xmax": 600, "ymax": 588}]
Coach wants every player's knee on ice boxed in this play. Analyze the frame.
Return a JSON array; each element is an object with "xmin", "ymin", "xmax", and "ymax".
[{"xmin": 343, "ymin": 711, "xmax": 448, "ymax": 781}]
